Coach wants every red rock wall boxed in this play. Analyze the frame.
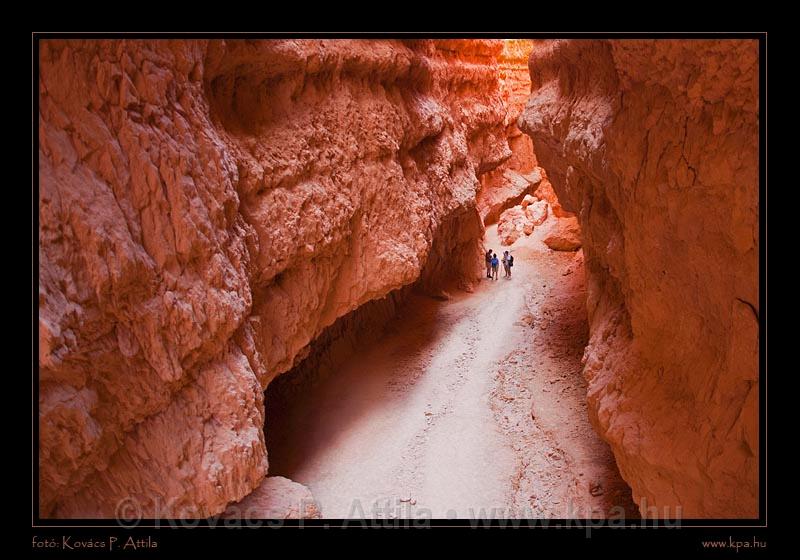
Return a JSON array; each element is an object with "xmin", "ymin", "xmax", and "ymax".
[
  {"xmin": 477, "ymin": 40, "xmax": 548, "ymax": 225},
  {"xmin": 495, "ymin": 40, "xmax": 538, "ymax": 172},
  {"xmin": 38, "ymin": 39, "xmax": 510, "ymax": 517},
  {"xmin": 519, "ymin": 40, "xmax": 759, "ymax": 517}
]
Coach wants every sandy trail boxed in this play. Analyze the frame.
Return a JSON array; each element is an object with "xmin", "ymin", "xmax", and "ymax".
[{"xmin": 265, "ymin": 220, "xmax": 638, "ymax": 519}]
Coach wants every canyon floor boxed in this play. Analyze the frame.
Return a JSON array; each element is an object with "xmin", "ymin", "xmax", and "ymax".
[{"xmin": 266, "ymin": 221, "xmax": 639, "ymax": 519}]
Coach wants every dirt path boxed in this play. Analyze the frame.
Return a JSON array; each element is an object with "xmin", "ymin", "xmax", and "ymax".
[{"xmin": 265, "ymin": 220, "xmax": 638, "ymax": 519}]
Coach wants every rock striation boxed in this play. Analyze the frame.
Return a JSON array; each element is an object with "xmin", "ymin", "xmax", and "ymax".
[
  {"xmin": 477, "ymin": 40, "xmax": 542, "ymax": 224},
  {"xmin": 520, "ymin": 39, "xmax": 759, "ymax": 518},
  {"xmin": 38, "ymin": 39, "xmax": 510, "ymax": 517}
]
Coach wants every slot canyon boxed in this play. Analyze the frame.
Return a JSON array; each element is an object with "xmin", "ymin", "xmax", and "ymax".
[{"xmin": 37, "ymin": 38, "xmax": 759, "ymax": 520}]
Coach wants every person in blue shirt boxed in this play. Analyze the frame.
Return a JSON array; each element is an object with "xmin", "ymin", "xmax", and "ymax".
[{"xmin": 491, "ymin": 253, "xmax": 499, "ymax": 281}]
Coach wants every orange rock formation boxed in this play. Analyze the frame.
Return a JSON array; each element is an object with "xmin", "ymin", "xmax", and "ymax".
[
  {"xmin": 520, "ymin": 39, "xmax": 759, "ymax": 518},
  {"xmin": 37, "ymin": 37, "xmax": 760, "ymax": 521},
  {"xmin": 477, "ymin": 40, "xmax": 544, "ymax": 224},
  {"xmin": 38, "ymin": 39, "xmax": 510, "ymax": 517}
]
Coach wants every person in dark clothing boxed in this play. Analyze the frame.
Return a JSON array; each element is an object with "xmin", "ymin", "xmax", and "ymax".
[
  {"xmin": 485, "ymin": 249, "xmax": 493, "ymax": 278},
  {"xmin": 505, "ymin": 251, "xmax": 514, "ymax": 278}
]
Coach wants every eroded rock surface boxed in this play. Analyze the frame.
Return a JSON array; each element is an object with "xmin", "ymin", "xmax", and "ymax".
[
  {"xmin": 497, "ymin": 206, "xmax": 529, "ymax": 246},
  {"xmin": 477, "ymin": 40, "xmax": 540, "ymax": 224},
  {"xmin": 498, "ymin": 196, "xmax": 557, "ymax": 246},
  {"xmin": 526, "ymin": 199, "xmax": 549, "ymax": 226},
  {"xmin": 543, "ymin": 216, "xmax": 581, "ymax": 251},
  {"xmin": 38, "ymin": 39, "xmax": 510, "ymax": 517},
  {"xmin": 520, "ymin": 39, "xmax": 759, "ymax": 517},
  {"xmin": 222, "ymin": 476, "xmax": 321, "ymax": 519}
]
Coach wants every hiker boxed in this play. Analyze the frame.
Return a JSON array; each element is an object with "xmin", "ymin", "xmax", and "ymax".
[
  {"xmin": 485, "ymin": 249, "xmax": 493, "ymax": 279},
  {"xmin": 506, "ymin": 251, "xmax": 514, "ymax": 278},
  {"xmin": 502, "ymin": 251, "xmax": 511, "ymax": 277},
  {"xmin": 491, "ymin": 253, "xmax": 499, "ymax": 280}
]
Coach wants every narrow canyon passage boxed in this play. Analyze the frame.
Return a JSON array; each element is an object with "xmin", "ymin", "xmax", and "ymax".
[
  {"xmin": 38, "ymin": 38, "xmax": 759, "ymax": 521},
  {"xmin": 265, "ymin": 226, "xmax": 638, "ymax": 519}
]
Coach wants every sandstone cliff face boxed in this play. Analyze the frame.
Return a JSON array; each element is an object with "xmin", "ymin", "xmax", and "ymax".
[
  {"xmin": 38, "ymin": 39, "xmax": 510, "ymax": 517},
  {"xmin": 520, "ymin": 39, "xmax": 759, "ymax": 517},
  {"xmin": 477, "ymin": 40, "xmax": 542, "ymax": 224}
]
